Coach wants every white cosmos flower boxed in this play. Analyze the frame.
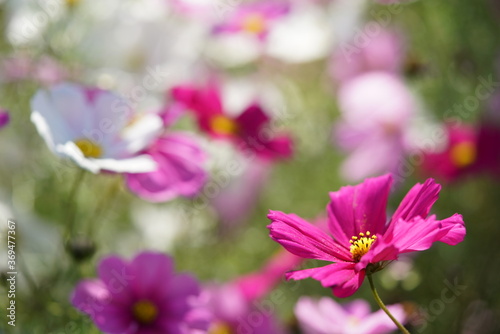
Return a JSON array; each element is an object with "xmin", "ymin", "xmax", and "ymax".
[{"xmin": 30, "ymin": 82, "xmax": 162, "ymax": 174}]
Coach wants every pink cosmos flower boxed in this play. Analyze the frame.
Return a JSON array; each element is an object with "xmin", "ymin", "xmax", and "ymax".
[
  {"xmin": 71, "ymin": 251, "xmax": 210, "ymax": 334},
  {"xmin": 329, "ymin": 27, "xmax": 405, "ymax": 84},
  {"xmin": 125, "ymin": 132, "xmax": 208, "ymax": 202},
  {"xmin": 333, "ymin": 72, "xmax": 416, "ymax": 181},
  {"xmin": 295, "ymin": 297, "xmax": 406, "ymax": 334},
  {"xmin": 267, "ymin": 174, "xmax": 466, "ymax": 298},
  {"xmin": 170, "ymin": 81, "xmax": 293, "ymax": 161},
  {"xmin": 420, "ymin": 125, "xmax": 477, "ymax": 182},
  {"xmin": 212, "ymin": 1, "xmax": 290, "ymax": 41},
  {"xmin": 0, "ymin": 109, "xmax": 10, "ymax": 128}
]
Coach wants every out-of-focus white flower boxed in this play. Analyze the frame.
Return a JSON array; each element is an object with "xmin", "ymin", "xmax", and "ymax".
[{"xmin": 30, "ymin": 82, "xmax": 162, "ymax": 174}]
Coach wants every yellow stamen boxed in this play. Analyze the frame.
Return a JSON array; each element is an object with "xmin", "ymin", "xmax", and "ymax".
[
  {"xmin": 210, "ymin": 322, "xmax": 233, "ymax": 334},
  {"xmin": 132, "ymin": 300, "xmax": 158, "ymax": 325},
  {"xmin": 210, "ymin": 115, "xmax": 239, "ymax": 136},
  {"xmin": 242, "ymin": 13, "xmax": 266, "ymax": 34},
  {"xmin": 349, "ymin": 231, "xmax": 377, "ymax": 262},
  {"xmin": 74, "ymin": 138, "xmax": 103, "ymax": 158},
  {"xmin": 450, "ymin": 141, "xmax": 476, "ymax": 168}
]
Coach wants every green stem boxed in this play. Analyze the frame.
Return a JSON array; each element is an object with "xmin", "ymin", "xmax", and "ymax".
[
  {"xmin": 367, "ymin": 274, "xmax": 410, "ymax": 334},
  {"xmin": 86, "ymin": 177, "xmax": 121, "ymax": 237},
  {"xmin": 65, "ymin": 169, "xmax": 86, "ymax": 239}
]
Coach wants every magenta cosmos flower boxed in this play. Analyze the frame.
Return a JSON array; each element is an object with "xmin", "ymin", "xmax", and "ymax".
[
  {"xmin": 170, "ymin": 81, "xmax": 293, "ymax": 160},
  {"xmin": 295, "ymin": 297, "xmax": 406, "ymax": 334},
  {"xmin": 71, "ymin": 252, "xmax": 210, "ymax": 333},
  {"xmin": 267, "ymin": 174, "xmax": 466, "ymax": 298},
  {"xmin": 420, "ymin": 124, "xmax": 477, "ymax": 182}
]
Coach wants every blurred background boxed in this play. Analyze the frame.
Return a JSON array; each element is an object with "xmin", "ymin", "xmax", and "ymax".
[{"xmin": 0, "ymin": 0, "xmax": 499, "ymax": 333}]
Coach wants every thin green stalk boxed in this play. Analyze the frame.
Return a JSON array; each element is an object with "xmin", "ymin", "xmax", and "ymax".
[
  {"xmin": 367, "ymin": 274, "xmax": 410, "ymax": 334},
  {"xmin": 86, "ymin": 177, "xmax": 121, "ymax": 237},
  {"xmin": 65, "ymin": 169, "xmax": 86, "ymax": 239}
]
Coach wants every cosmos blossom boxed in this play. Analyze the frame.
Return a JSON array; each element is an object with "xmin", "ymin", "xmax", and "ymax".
[
  {"xmin": 267, "ymin": 174, "xmax": 465, "ymax": 298},
  {"xmin": 295, "ymin": 297, "xmax": 406, "ymax": 334},
  {"xmin": 71, "ymin": 251, "xmax": 210, "ymax": 334},
  {"xmin": 333, "ymin": 72, "xmax": 416, "ymax": 181},
  {"xmin": 329, "ymin": 27, "xmax": 405, "ymax": 84},
  {"xmin": 170, "ymin": 80, "xmax": 293, "ymax": 160},
  {"xmin": 30, "ymin": 83, "xmax": 162, "ymax": 174},
  {"xmin": 212, "ymin": 1, "xmax": 290, "ymax": 41},
  {"xmin": 420, "ymin": 124, "xmax": 477, "ymax": 182}
]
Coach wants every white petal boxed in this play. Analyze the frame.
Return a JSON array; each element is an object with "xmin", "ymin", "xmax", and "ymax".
[
  {"xmin": 56, "ymin": 142, "xmax": 101, "ymax": 173},
  {"xmin": 30, "ymin": 92, "xmax": 74, "ymax": 153},
  {"xmin": 92, "ymin": 154, "xmax": 157, "ymax": 173},
  {"xmin": 119, "ymin": 113, "xmax": 163, "ymax": 155}
]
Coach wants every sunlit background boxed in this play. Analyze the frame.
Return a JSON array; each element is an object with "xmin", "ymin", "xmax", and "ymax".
[{"xmin": 0, "ymin": 0, "xmax": 499, "ymax": 333}]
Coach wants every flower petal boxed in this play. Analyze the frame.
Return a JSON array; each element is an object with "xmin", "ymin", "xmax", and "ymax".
[
  {"xmin": 391, "ymin": 178, "xmax": 441, "ymax": 223},
  {"xmin": 286, "ymin": 262, "xmax": 365, "ymax": 298},
  {"xmin": 383, "ymin": 216, "xmax": 445, "ymax": 254},
  {"xmin": 433, "ymin": 213, "xmax": 466, "ymax": 245},
  {"xmin": 128, "ymin": 252, "xmax": 174, "ymax": 301},
  {"xmin": 267, "ymin": 210, "xmax": 351, "ymax": 262},
  {"xmin": 97, "ymin": 256, "xmax": 134, "ymax": 306},
  {"xmin": 70, "ymin": 279, "xmax": 135, "ymax": 334},
  {"xmin": 327, "ymin": 174, "xmax": 392, "ymax": 247}
]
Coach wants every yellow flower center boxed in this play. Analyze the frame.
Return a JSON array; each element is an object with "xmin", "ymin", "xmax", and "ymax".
[
  {"xmin": 210, "ymin": 115, "xmax": 239, "ymax": 136},
  {"xmin": 65, "ymin": 0, "xmax": 80, "ymax": 7},
  {"xmin": 74, "ymin": 138, "xmax": 103, "ymax": 158},
  {"xmin": 210, "ymin": 322, "xmax": 233, "ymax": 334},
  {"xmin": 450, "ymin": 141, "xmax": 476, "ymax": 168},
  {"xmin": 242, "ymin": 13, "xmax": 266, "ymax": 34},
  {"xmin": 132, "ymin": 300, "xmax": 158, "ymax": 325},
  {"xmin": 349, "ymin": 231, "xmax": 377, "ymax": 262}
]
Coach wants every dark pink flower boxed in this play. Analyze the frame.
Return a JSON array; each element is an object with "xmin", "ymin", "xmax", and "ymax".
[
  {"xmin": 170, "ymin": 81, "xmax": 293, "ymax": 161},
  {"xmin": 295, "ymin": 297, "xmax": 406, "ymax": 334},
  {"xmin": 71, "ymin": 251, "xmax": 210, "ymax": 334},
  {"xmin": 125, "ymin": 133, "xmax": 208, "ymax": 202},
  {"xmin": 212, "ymin": 1, "xmax": 290, "ymax": 41},
  {"xmin": 267, "ymin": 174, "xmax": 465, "ymax": 298},
  {"xmin": 420, "ymin": 125, "xmax": 477, "ymax": 182}
]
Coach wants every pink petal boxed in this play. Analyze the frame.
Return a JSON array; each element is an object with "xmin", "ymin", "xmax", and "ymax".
[
  {"xmin": 70, "ymin": 279, "xmax": 134, "ymax": 334},
  {"xmin": 355, "ymin": 237, "xmax": 399, "ymax": 272},
  {"xmin": 327, "ymin": 174, "xmax": 392, "ymax": 247},
  {"xmin": 391, "ymin": 178, "xmax": 441, "ymax": 223},
  {"xmin": 129, "ymin": 252, "xmax": 174, "ymax": 301},
  {"xmin": 267, "ymin": 210, "xmax": 351, "ymax": 262},
  {"xmin": 286, "ymin": 262, "xmax": 365, "ymax": 298},
  {"xmin": 433, "ymin": 213, "xmax": 466, "ymax": 245},
  {"xmin": 383, "ymin": 216, "xmax": 445, "ymax": 254},
  {"xmin": 360, "ymin": 303, "xmax": 406, "ymax": 334},
  {"xmin": 71, "ymin": 279, "xmax": 111, "ymax": 315},
  {"xmin": 97, "ymin": 256, "xmax": 134, "ymax": 306},
  {"xmin": 126, "ymin": 133, "xmax": 207, "ymax": 202}
]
